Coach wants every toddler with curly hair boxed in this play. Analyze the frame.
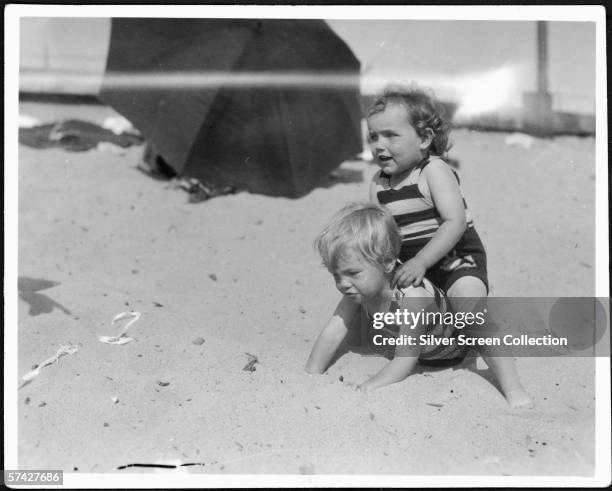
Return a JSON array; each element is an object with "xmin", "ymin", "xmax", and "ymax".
[{"xmin": 366, "ymin": 84, "xmax": 532, "ymax": 407}]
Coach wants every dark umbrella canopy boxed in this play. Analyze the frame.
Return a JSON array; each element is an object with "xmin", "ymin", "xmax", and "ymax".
[{"xmin": 99, "ymin": 18, "xmax": 362, "ymax": 197}]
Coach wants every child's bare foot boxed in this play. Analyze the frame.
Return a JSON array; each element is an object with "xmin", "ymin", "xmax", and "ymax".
[{"xmin": 505, "ymin": 388, "xmax": 534, "ymax": 409}]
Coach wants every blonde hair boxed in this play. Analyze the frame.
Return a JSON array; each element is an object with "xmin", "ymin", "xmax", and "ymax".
[
  {"xmin": 314, "ymin": 202, "xmax": 401, "ymax": 271},
  {"xmin": 367, "ymin": 83, "xmax": 452, "ymax": 157}
]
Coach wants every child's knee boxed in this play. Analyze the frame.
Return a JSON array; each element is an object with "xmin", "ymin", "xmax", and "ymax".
[{"xmin": 447, "ymin": 276, "xmax": 487, "ymax": 298}]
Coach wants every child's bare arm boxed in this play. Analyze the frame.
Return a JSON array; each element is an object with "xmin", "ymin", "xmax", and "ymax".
[
  {"xmin": 415, "ymin": 160, "xmax": 467, "ymax": 267},
  {"xmin": 305, "ymin": 296, "xmax": 359, "ymax": 374},
  {"xmin": 358, "ymin": 354, "xmax": 420, "ymax": 392},
  {"xmin": 358, "ymin": 307, "xmax": 427, "ymax": 392},
  {"xmin": 393, "ymin": 160, "xmax": 467, "ymax": 287}
]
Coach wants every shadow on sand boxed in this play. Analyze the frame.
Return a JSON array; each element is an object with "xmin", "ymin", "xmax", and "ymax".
[{"xmin": 18, "ymin": 276, "xmax": 72, "ymax": 316}]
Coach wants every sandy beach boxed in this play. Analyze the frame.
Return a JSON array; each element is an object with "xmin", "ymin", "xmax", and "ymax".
[{"xmin": 13, "ymin": 100, "xmax": 602, "ymax": 480}]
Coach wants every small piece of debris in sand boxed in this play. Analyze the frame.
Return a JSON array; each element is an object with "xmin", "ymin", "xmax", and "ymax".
[
  {"xmin": 243, "ymin": 353, "xmax": 259, "ymax": 372},
  {"xmin": 208, "ymin": 273, "xmax": 218, "ymax": 281},
  {"xmin": 98, "ymin": 311, "xmax": 141, "ymax": 345},
  {"xmin": 38, "ymin": 401, "xmax": 47, "ymax": 407},
  {"xmin": 25, "ymin": 397, "xmax": 31, "ymax": 405},
  {"xmin": 111, "ymin": 396, "xmax": 119, "ymax": 404},
  {"xmin": 157, "ymin": 381, "xmax": 170, "ymax": 387},
  {"xmin": 426, "ymin": 402, "xmax": 444, "ymax": 408},
  {"xmin": 21, "ymin": 344, "xmax": 79, "ymax": 383},
  {"xmin": 299, "ymin": 307, "xmax": 306, "ymax": 314},
  {"xmin": 103, "ymin": 422, "xmax": 109, "ymax": 427},
  {"xmin": 505, "ymin": 132, "xmax": 535, "ymax": 149},
  {"xmin": 192, "ymin": 337, "xmax": 205, "ymax": 345},
  {"xmin": 338, "ymin": 375, "xmax": 344, "ymax": 382},
  {"xmin": 153, "ymin": 302, "xmax": 163, "ymax": 307}
]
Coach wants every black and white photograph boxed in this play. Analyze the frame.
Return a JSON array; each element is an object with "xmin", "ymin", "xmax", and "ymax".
[{"xmin": 4, "ymin": 4, "xmax": 610, "ymax": 488}]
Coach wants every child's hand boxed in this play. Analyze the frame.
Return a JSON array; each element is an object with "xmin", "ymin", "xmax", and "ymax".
[{"xmin": 392, "ymin": 258, "xmax": 427, "ymax": 288}]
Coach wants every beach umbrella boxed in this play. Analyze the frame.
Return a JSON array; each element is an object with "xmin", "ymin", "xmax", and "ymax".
[{"xmin": 99, "ymin": 18, "xmax": 362, "ymax": 197}]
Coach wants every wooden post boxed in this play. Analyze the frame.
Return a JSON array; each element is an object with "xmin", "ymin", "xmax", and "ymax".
[
  {"xmin": 537, "ymin": 20, "xmax": 549, "ymax": 94},
  {"xmin": 523, "ymin": 21, "xmax": 554, "ymax": 136}
]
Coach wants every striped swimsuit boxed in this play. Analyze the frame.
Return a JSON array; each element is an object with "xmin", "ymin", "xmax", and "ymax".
[
  {"xmin": 372, "ymin": 157, "xmax": 488, "ymax": 292},
  {"xmin": 364, "ymin": 279, "xmax": 469, "ymax": 361}
]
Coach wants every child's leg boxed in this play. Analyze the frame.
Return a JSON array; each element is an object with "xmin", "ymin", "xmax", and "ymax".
[{"xmin": 447, "ymin": 276, "xmax": 533, "ymax": 408}]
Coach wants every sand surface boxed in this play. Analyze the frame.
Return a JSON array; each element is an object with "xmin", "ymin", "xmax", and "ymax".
[{"xmin": 14, "ymin": 101, "xmax": 599, "ymax": 478}]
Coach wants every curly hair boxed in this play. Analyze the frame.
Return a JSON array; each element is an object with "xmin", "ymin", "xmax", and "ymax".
[
  {"xmin": 314, "ymin": 201, "xmax": 401, "ymax": 272},
  {"xmin": 367, "ymin": 83, "xmax": 452, "ymax": 156}
]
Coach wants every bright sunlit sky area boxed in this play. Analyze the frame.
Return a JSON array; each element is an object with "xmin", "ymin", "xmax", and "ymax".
[
  {"xmin": 329, "ymin": 20, "xmax": 595, "ymax": 116},
  {"xmin": 19, "ymin": 18, "xmax": 596, "ymax": 117}
]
